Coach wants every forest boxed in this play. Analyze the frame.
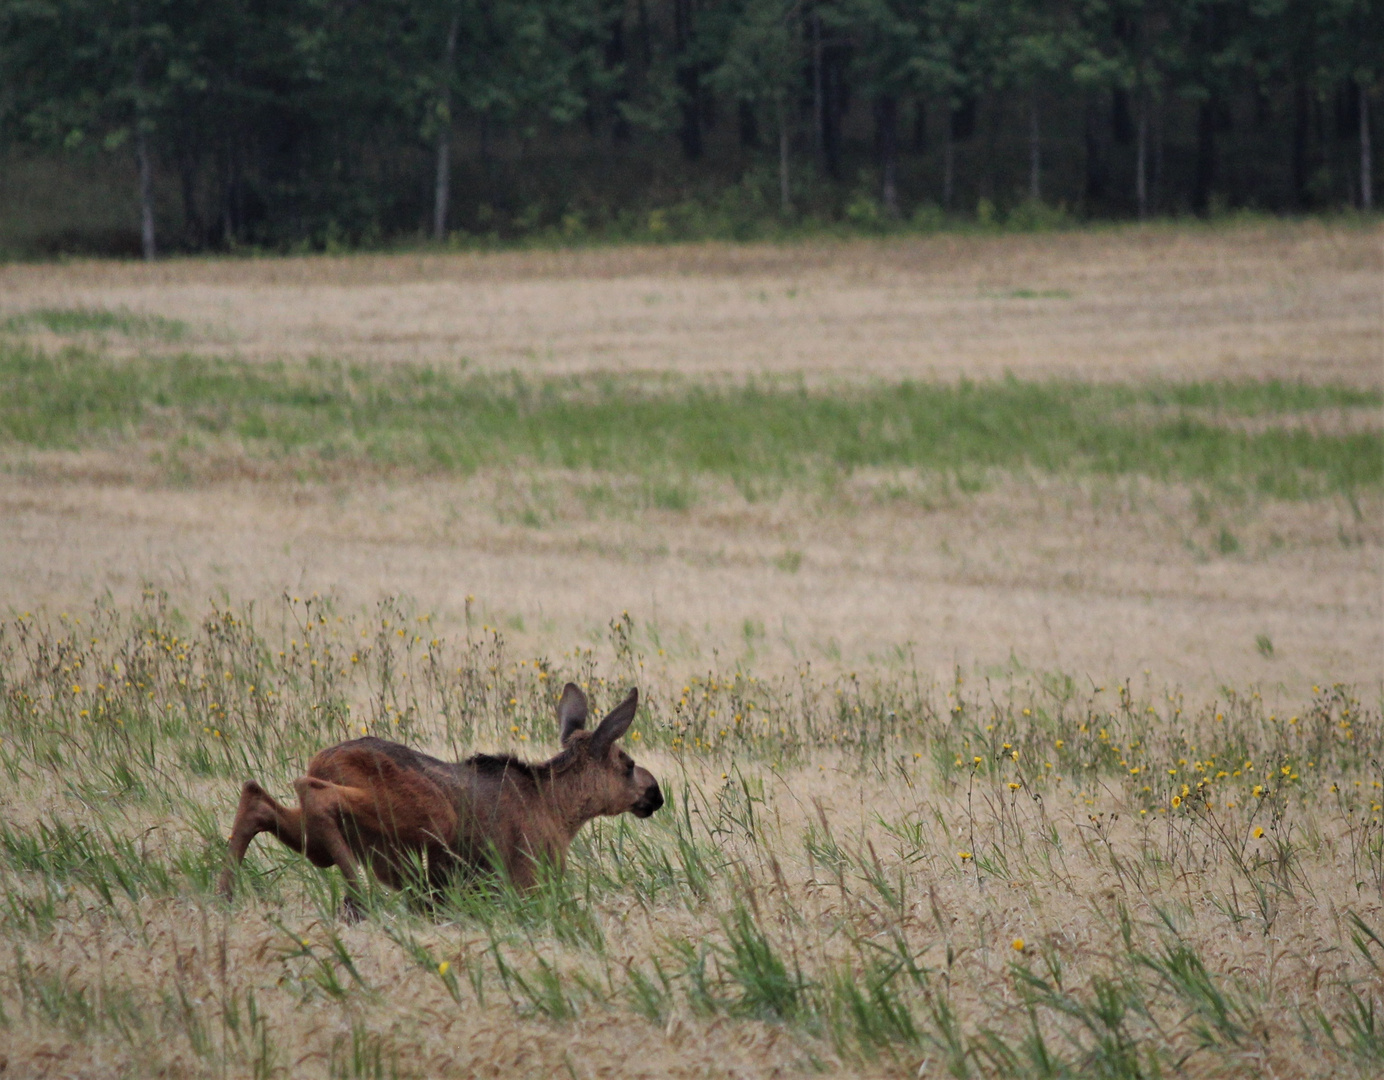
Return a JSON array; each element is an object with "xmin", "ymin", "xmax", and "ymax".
[{"xmin": 0, "ymin": 0, "xmax": 1379, "ymax": 257}]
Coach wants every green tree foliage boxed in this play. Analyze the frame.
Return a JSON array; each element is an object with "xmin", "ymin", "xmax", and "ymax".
[{"xmin": 0, "ymin": 0, "xmax": 1378, "ymax": 255}]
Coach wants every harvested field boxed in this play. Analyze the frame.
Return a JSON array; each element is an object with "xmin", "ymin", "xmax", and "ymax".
[
  {"xmin": 0, "ymin": 219, "xmax": 1381, "ymax": 1078},
  {"xmin": 0, "ymin": 220, "xmax": 1378, "ymax": 385}
]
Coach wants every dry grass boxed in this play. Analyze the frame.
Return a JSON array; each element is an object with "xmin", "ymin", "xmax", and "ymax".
[
  {"xmin": 0, "ymin": 468, "xmax": 1378, "ymax": 701},
  {"xmin": 0, "ymin": 221, "xmax": 1381, "ymax": 1077},
  {"xmin": 0, "ymin": 596, "xmax": 1381, "ymax": 1079},
  {"xmin": 0, "ymin": 219, "xmax": 1378, "ymax": 386}
]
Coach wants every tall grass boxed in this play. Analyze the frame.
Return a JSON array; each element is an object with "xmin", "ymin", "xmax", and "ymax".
[
  {"xmin": 1, "ymin": 340, "xmax": 1378, "ymax": 498},
  {"xmin": 0, "ymin": 594, "xmax": 1380, "ymax": 1076}
]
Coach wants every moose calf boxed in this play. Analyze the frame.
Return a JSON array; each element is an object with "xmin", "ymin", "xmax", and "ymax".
[{"xmin": 218, "ymin": 684, "xmax": 662, "ymax": 917}]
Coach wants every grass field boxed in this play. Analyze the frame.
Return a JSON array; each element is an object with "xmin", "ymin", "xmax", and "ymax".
[
  {"xmin": 0, "ymin": 220, "xmax": 1380, "ymax": 1078},
  {"xmin": 1, "ymin": 344, "xmax": 1378, "ymax": 497}
]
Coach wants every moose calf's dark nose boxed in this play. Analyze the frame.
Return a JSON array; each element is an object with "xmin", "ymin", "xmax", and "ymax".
[{"xmin": 636, "ymin": 782, "xmax": 664, "ymax": 817}]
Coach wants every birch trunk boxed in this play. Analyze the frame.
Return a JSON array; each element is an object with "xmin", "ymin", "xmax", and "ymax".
[
  {"xmin": 1136, "ymin": 86, "xmax": 1148, "ymax": 220},
  {"xmin": 137, "ymin": 125, "xmax": 156, "ymax": 261},
  {"xmin": 777, "ymin": 96, "xmax": 791, "ymax": 216},
  {"xmin": 877, "ymin": 95, "xmax": 899, "ymax": 218},
  {"xmin": 1028, "ymin": 93, "xmax": 1040, "ymax": 202},
  {"xmin": 432, "ymin": 9, "xmax": 462, "ymax": 241},
  {"xmin": 811, "ymin": 14, "xmax": 823, "ymax": 161},
  {"xmin": 1362, "ymin": 82, "xmax": 1373, "ymax": 212},
  {"xmin": 943, "ymin": 103, "xmax": 955, "ymax": 210}
]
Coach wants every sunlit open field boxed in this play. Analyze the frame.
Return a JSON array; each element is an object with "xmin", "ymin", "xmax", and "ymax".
[{"xmin": 0, "ymin": 220, "xmax": 1381, "ymax": 1078}]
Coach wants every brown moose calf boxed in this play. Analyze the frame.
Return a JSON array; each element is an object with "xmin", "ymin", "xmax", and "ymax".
[{"xmin": 218, "ymin": 684, "xmax": 662, "ymax": 917}]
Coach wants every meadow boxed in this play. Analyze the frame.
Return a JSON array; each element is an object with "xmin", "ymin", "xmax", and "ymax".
[{"xmin": 0, "ymin": 220, "xmax": 1380, "ymax": 1078}]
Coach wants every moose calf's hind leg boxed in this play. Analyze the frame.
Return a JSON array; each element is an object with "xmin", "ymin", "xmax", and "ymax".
[
  {"xmin": 219, "ymin": 780, "xmax": 307, "ymax": 900},
  {"xmin": 294, "ymin": 777, "xmax": 369, "ymax": 922}
]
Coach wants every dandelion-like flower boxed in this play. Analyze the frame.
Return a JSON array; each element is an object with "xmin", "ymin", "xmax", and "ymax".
[
  {"xmin": 958, "ymin": 851, "xmax": 973, "ymax": 861},
  {"xmin": 1252, "ymin": 826, "xmax": 1264, "ymax": 839},
  {"xmin": 1011, "ymin": 938, "xmax": 1025, "ymax": 952},
  {"xmin": 438, "ymin": 961, "xmax": 450, "ymax": 976}
]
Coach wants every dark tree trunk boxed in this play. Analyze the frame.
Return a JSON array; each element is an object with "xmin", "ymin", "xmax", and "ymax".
[
  {"xmin": 677, "ymin": 75, "xmax": 703, "ymax": 159},
  {"xmin": 673, "ymin": 0, "xmax": 702, "ymax": 160},
  {"xmin": 874, "ymin": 94, "xmax": 899, "ymax": 217},
  {"xmin": 1193, "ymin": 95, "xmax": 1216, "ymax": 214},
  {"xmin": 1111, "ymin": 87, "xmax": 1134, "ymax": 144},
  {"xmin": 738, "ymin": 100, "xmax": 759, "ymax": 148},
  {"xmin": 636, "ymin": 0, "xmax": 651, "ymax": 70},
  {"xmin": 982, "ymin": 92, "xmax": 999, "ymax": 202},
  {"xmin": 478, "ymin": 114, "xmax": 494, "ymax": 208},
  {"xmin": 950, "ymin": 96, "xmax": 976, "ymax": 141},
  {"xmin": 1292, "ymin": 77, "xmax": 1310, "ymax": 208},
  {"xmin": 913, "ymin": 99, "xmax": 927, "ymax": 154},
  {"xmin": 177, "ymin": 140, "xmax": 202, "ymax": 247},
  {"xmin": 821, "ymin": 48, "xmax": 842, "ymax": 179},
  {"xmin": 608, "ymin": 14, "xmax": 631, "ymax": 143},
  {"xmin": 1083, "ymin": 93, "xmax": 1105, "ymax": 206}
]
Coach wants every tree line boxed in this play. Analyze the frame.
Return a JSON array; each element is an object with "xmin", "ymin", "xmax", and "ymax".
[{"xmin": 1, "ymin": 0, "xmax": 1378, "ymax": 258}]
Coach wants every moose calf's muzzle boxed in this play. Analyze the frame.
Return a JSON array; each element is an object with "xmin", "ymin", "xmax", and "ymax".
[{"xmin": 633, "ymin": 780, "xmax": 664, "ymax": 818}]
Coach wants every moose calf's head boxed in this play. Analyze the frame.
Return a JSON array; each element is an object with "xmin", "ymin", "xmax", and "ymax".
[{"xmin": 556, "ymin": 683, "xmax": 663, "ymax": 819}]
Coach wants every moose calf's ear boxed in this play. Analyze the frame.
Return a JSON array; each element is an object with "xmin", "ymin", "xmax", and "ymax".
[
  {"xmin": 557, "ymin": 682, "xmax": 589, "ymax": 744},
  {"xmin": 590, "ymin": 688, "xmax": 639, "ymax": 756}
]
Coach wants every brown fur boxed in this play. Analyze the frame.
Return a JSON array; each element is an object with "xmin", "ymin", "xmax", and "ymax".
[{"xmin": 217, "ymin": 685, "xmax": 661, "ymax": 917}]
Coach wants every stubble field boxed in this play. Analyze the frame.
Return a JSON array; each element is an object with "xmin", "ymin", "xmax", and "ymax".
[{"xmin": 0, "ymin": 219, "xmax": 1381, "ymax": 1078}]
